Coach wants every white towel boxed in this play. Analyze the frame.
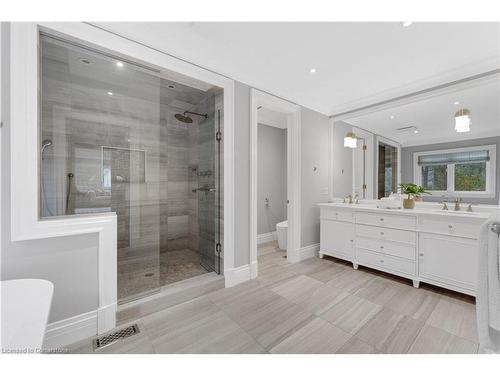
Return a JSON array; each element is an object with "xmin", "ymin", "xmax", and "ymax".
[{"xmin": 477, "ymin": 213, "xmax": 500, "ymax": 353}]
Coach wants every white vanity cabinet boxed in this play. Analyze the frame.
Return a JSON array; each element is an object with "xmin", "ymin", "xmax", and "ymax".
[
  {"xmin": 416, "ymin": 214, "xmax": 483, "ymax": 295},
  {"xmin": 418, "ymin": 233, "xmax": 478, "ymax": 295},
  {"xmin": 318, "ymin": 203, "xmax": 490, "ymax": 297},
  {"xmin": 354, "ymin": 213, "xmax": 417, "ymax": 283},
  {"xmin": 319, "ymin": 208, "xmax": 354, "ymax": 262}
]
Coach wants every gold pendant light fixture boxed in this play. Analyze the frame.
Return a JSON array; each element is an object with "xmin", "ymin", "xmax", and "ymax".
[
  {"xmin": 454, "ymin": 108, "xmax": 471, "ymax": 133},
  {"xmin": 344, "ymin": 131, "xmax": 358, "ymax": 148}
]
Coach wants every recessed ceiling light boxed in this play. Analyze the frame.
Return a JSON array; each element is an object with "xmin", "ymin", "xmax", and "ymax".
[
  {"xmin": 402, "ymin": 21, "xmax": 413, "ymax": 27},
  {"xmin": 309, "ymin": 68, "xmax": 316, "ymax": 74},
  {"xmin": 390, "ymin": 115, "xmax": 395, "ymax": 120},
  {"xmin": 107, "ymin": 91, "xmax": 113, "ymax": 96},
  {"xmin": 116, "ymin": 61, "xmax": 124, "ymax": 68},
  {"xmin": 414, "ymin": 130, "xmax": 419, "ymax": 134},
  {"xmin": 454, "ymin": 101, "xmax": 460, "ymax": 105},
  {"xmin": 167, "ymin": 84, "xmax": 175, "ymax": 89}
]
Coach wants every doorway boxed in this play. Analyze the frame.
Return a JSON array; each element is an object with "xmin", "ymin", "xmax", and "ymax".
[{"xmin": 250, "ymin": 90, "xmax": 301, "ymax": 277}]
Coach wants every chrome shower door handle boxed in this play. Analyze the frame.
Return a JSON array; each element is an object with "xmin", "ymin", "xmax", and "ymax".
[{"xmin": 195, "ymin": 187, "xmax": 216, "ymax": 192}]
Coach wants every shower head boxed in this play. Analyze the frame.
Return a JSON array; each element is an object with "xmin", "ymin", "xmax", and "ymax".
[
  {"xmin": 175, "ymin": 111, "xmax": 208, "ymax": 124},
  {"xmin": 175, "ymin": 113, "xmax": 193, "ymax": 124},
  {"xmin": 41, "ymin": 139, "xmax": 53, "ymax": 159}
]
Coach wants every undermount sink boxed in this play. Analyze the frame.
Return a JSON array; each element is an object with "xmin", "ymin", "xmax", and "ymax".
[{"xmin": 433, "ymin": 210, "xmax": 482, "ymax": 215}]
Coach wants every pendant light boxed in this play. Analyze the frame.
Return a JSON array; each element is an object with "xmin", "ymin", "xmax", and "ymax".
[
  {"xmin": 454, "ymin": 108, "xmax": 471, "ymax": 133},
  {"xmin": 344, "ymin": 132, "xmax": 358, "ymax": 148}
]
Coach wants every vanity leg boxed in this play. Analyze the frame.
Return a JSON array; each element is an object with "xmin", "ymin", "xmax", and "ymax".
[
  {"xmin": 412, "ymin": 280, "xmax": 420, "ymax": 288},
  {"xmin": 353, "ymin": 263, "xmax": 359, "ymax": 270},
  {"xmin": 319, "ymin": 253, "xmax": 324, "ymax": 259}
]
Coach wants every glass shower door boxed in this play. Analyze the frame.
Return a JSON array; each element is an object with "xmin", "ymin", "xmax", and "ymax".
[
  {"xmin": 39, "ymin": 34, "xmax": 162, "ymax": 303},
  {"xmin": 196, "ymin": 95, "xmax": 220, "ymax": 273}
]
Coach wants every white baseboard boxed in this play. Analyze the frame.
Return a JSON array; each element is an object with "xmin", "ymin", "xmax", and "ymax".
[
  {"xmin": 298, "ymin": 243, "xmax": 320, "ymax": 261},
  {"xmin": 250, "ymin": 260, "xmax": 258, "ymax": 279},
  {"xmin": 257, "ymin": 231, "xmax": 276, "ymax": 244},
  {"xmin": 43, "ymin": 310, "xmax": 97, "ymax": 349},
  {"xmin": 97, "ymin": 303, "xmax": 117, "ymax": 334},
  {"xmin": 224, "ymin": 264, "xmax": 251, "ymax": 287}
]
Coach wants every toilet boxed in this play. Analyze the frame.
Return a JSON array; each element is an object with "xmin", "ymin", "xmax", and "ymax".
[{"xmin": 276, "ymin": 220, "xmax": 288, "ymax": 250}]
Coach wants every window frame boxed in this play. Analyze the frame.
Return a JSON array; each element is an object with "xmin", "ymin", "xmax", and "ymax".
[{"xmin": 413, "ymin": 144, "xmax": 497, "ymax": 198}]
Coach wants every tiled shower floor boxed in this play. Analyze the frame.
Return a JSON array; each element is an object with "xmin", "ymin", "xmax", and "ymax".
[{"xmin": 118, "ymin": 249, "xmax": 209, "ymax": 302}]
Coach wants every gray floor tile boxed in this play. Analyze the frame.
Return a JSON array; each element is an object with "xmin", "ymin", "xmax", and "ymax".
[
  {"xmin": 426, "ymin": 296, "xmax": 478, "ymax": 342},
  {"xmin": 408, "ymin": 324, "xmax": 478, "ymax": 354},
  {"xmin": 320, "ymin": 294, "xmax": 382, "ymax": 334},
  {"xmin": 270, "ymin": 317, "xmax": 352, "ymax": 354},
  {"xmin": 336, "ymin": 336, "xmax": 378, "ymax": 354},
  {"xmin": 271, "ymin": 274, "xmax": 324, "ymax": 305}
]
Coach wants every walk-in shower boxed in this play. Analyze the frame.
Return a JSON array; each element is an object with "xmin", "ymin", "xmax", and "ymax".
[{"xmin": 39, "ymin": 33, "xmax": 224, "ymax": 303}]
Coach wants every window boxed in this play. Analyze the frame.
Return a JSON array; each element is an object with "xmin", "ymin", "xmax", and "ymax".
[{"xmin": 414, "ymin": 145, "xmax": 496, "ymax": 197}]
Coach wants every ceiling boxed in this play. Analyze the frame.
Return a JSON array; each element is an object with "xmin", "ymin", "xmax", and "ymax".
[
  {"xmin": 344, "ymin": 78, "xmax": 500, "ymax": 147},
  {"xmin": 95, "ymin": 22, "xmax": 499, "ymax": 116}
]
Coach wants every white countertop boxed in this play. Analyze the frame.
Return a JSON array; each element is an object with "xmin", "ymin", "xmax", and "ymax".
[
  {"xmin": 1, "ymin": 279, "xmax": 54, "ymax": 353},
  {"xmin": 318, "ymin": 200, "xmax": 497, "ymax": 220}
]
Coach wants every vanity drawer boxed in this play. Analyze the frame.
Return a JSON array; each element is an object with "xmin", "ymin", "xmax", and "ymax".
[
  {"xmin": 418, "ymin": 215, "xmax": 482, "ymax": 238},
  {"xmin": 356, "ymin": 248, "xmax": 415, "ymax": 276},
  {"xmin": 356, "ymin": 236, "xmax": 415, "ymax": 260},
  {"xmin": 321, "ymin": 208, "xmax": 353, "ymax": 222},
  {"xmin": 356, "ymin": 224, "xmax": 416, "ymax": 245},
  {"xmin": 382, "ymin": 254, "xmax": 416, "ymax": 276},
  {"xmin": 355, "ymin": 212, "xmax": 416, "ymax": 229}
]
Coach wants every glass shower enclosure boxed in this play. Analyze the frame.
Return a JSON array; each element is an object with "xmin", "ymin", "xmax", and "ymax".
[{"xmin": 39, "ymin": 33, "xmax": 222, "ymax": 303}]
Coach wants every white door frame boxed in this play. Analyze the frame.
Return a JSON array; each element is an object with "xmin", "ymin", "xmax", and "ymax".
[{"xmin": 250, "ymin": 89, "xmax": 301, "ymax": 277}]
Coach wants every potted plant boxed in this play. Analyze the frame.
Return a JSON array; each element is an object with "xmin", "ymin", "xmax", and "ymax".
[{"xmin": 399, "ymin": 183, "xmax": 431, "ymax": 209}]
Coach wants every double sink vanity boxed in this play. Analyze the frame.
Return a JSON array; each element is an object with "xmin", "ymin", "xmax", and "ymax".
[{"xmin": 319, "ymin": 200, "xmax": 498, "ymax": 296}]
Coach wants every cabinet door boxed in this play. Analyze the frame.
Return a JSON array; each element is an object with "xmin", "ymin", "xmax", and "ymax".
[
  {"xmin": 320, "ymin": 220, "xmax": 354, "ymax": 259},
  {"xmin": 419, "ymin": 233, "xmax": 478, "ymax": 292}
]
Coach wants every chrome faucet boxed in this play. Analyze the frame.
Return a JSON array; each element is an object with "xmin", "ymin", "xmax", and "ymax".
[
  {"xmin": 354, "ymin": 193, "xmax": 359, "ymax": 204},
  {"xmin": 454, "ymin": 197, "xmax": 462, "ymax": 211},
  {"xmin": 441, "ymin": 196, "xmax": 448, "ymax": 210},
  {"xmin": 466, "ymin": 204, "xmax": 473, "ymax": 212}
]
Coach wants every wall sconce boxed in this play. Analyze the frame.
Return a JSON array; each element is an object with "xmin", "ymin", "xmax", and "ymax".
[{"xmin": 344, "ymin": 132, "xmax": 358, "ymax": 148}]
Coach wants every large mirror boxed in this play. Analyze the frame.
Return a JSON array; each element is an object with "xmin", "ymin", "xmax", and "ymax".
[{"xmin": 332, "ymin": 74, "xmax": 500, "ymax": 205}]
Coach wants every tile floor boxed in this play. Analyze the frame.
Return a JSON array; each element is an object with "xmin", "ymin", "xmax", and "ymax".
[
  {"xmin": 118, "ymin": 249, "xmax": 209, "ymax": 301},
  {"xmin": 68, "ymin": 241, "xmax": 479, "ymax": 354}
]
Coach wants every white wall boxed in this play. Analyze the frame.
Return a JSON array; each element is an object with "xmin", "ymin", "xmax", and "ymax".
[
  {"xmin": 1, "ymin": 23, "xmax": 100, "ymax": 323},
  {"xmin": 300, "ymin": 108, "xmax": 330, "ymax": 247},
  {"xmin": 233, "ymin": 81, "xmax": 251, "ymax": 267},
  {"xmin": 257, "ymin": 124, "xmax": 287, "ymax": 235}
]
